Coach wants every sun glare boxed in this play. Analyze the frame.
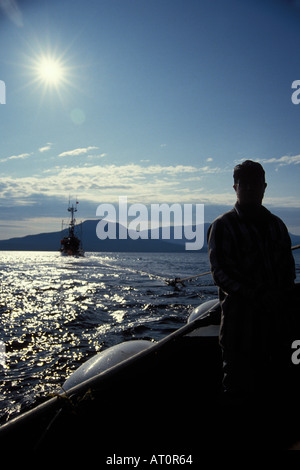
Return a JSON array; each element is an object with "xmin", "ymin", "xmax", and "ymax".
[
  {"xmin": 22, "ymin": 44, "xmax": 80, "ymax": 103},
  {"xmin": 36, "ymin": 56, "xmax": 65, "ymax": 87},
  {"xmin": 37, "ymin": 57, "xmax": 64, "ymax": 85}
]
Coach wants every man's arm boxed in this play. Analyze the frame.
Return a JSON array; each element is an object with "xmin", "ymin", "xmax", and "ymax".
[{"xmin": 207, "ymin": 218, "xmax": 263, "ymax": 300}]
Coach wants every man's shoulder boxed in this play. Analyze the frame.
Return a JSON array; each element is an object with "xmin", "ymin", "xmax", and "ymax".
[
  {"xmin": 269, "ymin": 212, "xmax": 285, "ymax": 224},
  {"xmin": 210, "ymin": 208, "xmax": 237, "ymax": 227},
  {"xmin": 264, "ymin": 207, "xmax": 288, "ymax": 227},
  {"xmin": 267, "ymin": 211, "xmax": 289, "ymax": 234},
  {"xmin": 207, "ymin": 209, "xmax": 237, "ymax": 241}
]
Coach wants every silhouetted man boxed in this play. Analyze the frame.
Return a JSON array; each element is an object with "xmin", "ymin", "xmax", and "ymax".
[{"xmin": 207, "ymin": 160, "xmax": 296, "ymax": 400}]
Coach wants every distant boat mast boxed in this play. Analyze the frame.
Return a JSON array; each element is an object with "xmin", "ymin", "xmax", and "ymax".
[
  {"xmin": 68, "ymin": 201, "xmax": 78, "ymax": 237},
  {"xmin": 60, "ymin": 200, "xmax": 84, "ymax": 256}
]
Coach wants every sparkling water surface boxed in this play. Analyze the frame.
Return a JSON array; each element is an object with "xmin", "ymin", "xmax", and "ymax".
[
  {"xmin": 0, "ymin": 250, "xmax": 216, "ymax": 423},
  {"xmin": 1, "ymin": 250, "xmax": 299, "ymax": 424}
]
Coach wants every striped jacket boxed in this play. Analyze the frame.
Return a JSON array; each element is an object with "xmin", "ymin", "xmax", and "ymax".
[
  {"xmin": 207, "ymin": 203, "xmax": 296, "ymax": 351},
  {"xmin": 207, "ymin": 203, "xmax": 295, "ymax": 301}
]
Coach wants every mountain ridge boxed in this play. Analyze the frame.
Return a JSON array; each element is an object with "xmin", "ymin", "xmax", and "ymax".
[
  {"xmin": 0, "ymin": 220, "xmax": 207, "ymax": 252},
  {"xmin": 0, "ymin": 219, "xmax": 299, "ymax": 253}
]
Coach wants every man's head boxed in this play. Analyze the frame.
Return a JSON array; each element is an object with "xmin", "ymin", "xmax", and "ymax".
[{"xmin": 233, "ymin": 160, "xmax": 267, "ymax": 206}]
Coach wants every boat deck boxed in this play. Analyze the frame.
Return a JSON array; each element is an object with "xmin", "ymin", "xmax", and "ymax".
[{"xmin": 0, "ymin": 311, "xmax": 300, "ymax": 450}]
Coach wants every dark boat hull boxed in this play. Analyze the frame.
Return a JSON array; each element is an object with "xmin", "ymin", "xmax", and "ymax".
[
  {"xmin": 60, "ymin": 235, "xmax": 84, "ymax": 256},
  {"xmin": 0, "ymin": 305, "xmax": 300, "ymax": 450}
]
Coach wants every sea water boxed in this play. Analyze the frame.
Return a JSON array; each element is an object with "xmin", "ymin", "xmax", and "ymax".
[
  {"xmin": 0, "ymin": 250, "xmax": 215, "ymax": 424},
  {"xmin": 0, "ymin": 250, "xmax": 299, "ymax": 424}
]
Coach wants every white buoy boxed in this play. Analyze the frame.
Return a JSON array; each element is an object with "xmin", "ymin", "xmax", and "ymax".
[
  {"xmin": 186, "ymin": 299, "xmax": 220, "ymax": 337},
  {"xmin": 187, "ymin": 299, "xmax": 219, "ymax": 323},
  {"xmin": 63, "ymin": 340, "xmax": 154, "ymax": 390}
]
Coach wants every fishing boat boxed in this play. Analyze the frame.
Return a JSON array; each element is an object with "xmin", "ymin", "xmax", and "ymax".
[
  {"xmin": 60, "ymin": 201, "xmax": 84, "ymax": 256},
  {"xmin": 0, "ymin": 298, "xmax": 299, "ymax": 450}
]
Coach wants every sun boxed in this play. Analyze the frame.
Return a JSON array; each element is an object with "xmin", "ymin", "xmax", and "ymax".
[
  {"xmin": 35, "ymin": 55, "xmax": 66, "ymax": 87},
  {"xmin": 23, "ymin": 48, "xmax": 71, "ymax": 94},
  {"xmin": 21, "ymin": 44, "xmax": 80, "ymax": 103},
  {"xmin": 37, "ymin": 57, "xmax": 64, "ymax": 86}
]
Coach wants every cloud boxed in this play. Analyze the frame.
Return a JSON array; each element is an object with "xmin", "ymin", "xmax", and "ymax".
[
  {"xmin": 0, "ymin": 162, "xmax": 223, "ymax": 206},
  {"xmin": 0, "ymin": 158, "xmax": 300, "ymax": 239},
  {"xmin": 87, "ymin": 153, "xmax": 107, "ymax": 159},
  {"xmin": 39, "ymin": 143, "xmax": 53, "ymax": 153},
  {"xmin": 0, "ymin": 152, "xmax": 31, "ymax": 163},
  {"xmin": 198, "ymin": 165, "xmax": 221, "ymax": 173},
  {"xmin": 58, "ymin": 146, "xmax": 99, "ymax": 157},
  {"xmin": 236, "ymin": 154, "xmax": 300, "ymax": 168},
  {"xmin": 258, "ymin": 155, "xmax": 300, "ymax": 167}
]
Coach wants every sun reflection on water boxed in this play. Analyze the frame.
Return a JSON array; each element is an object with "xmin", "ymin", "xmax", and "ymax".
[{"xmin": 0, "ymin": 250, "xmax": 224, "ymax": 424}]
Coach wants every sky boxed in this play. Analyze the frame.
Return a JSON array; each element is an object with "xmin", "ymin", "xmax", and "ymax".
[{"xmin": 1, "ymin": 0, "xmax": 300, "ymax": 239}]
